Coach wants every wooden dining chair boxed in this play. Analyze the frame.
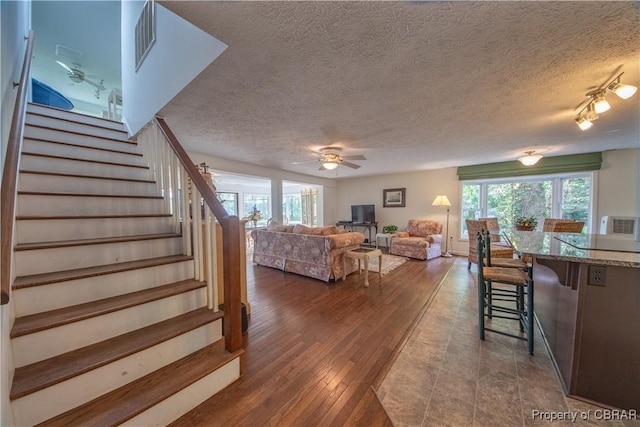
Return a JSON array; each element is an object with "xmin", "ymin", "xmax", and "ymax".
[
  {"xmin": 542, "ymin": 218, "xmax": 575, "ymax": 232},
  {"xmin": 552, "ymin": 221, "xmax": 584, "ymax": 233},
  {"xmin": 466, "ymin": 219, "xmax": 514, "ymax": 269}
]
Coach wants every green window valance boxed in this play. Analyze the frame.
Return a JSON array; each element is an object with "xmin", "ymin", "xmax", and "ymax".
[{"xmin": 457, "ymin": 152, "xmax": 602, "ymax": 181}]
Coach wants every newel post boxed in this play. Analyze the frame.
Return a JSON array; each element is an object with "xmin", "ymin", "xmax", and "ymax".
[{"xmin": 221, "ymin": 215, "xmax": 243, "ymax": 353}]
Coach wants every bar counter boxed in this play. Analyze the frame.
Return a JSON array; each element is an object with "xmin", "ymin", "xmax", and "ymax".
[{"xmin": 506, "ymin": 231, "xmax": 640, "ymax": 411}]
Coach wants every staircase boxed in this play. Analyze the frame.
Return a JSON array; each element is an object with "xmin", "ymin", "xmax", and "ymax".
[{"xmin": 8, "ymin": 104, "xmax": 241, "ymax": 426}]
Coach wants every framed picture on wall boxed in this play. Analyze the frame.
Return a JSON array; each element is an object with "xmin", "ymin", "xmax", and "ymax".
[{"xmin": 383, "ymin": 188, "xmax": 406, "ymax": 207}]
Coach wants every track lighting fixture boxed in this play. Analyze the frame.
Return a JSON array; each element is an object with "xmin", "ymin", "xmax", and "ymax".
[{"xmin": 574, "ymin": 72, "xmax": 637, "ymax": 131}]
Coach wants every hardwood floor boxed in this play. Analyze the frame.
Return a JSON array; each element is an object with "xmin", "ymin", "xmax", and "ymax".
[{"xmin": 170, "ymin": 254, "xmax": 456, "ymax": 426}]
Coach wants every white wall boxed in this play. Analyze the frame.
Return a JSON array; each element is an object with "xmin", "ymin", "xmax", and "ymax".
[
  {"xmin": 597, "ymin": 148, "xmax": 640, "ymax": 221},
  {"xmin": 0, "ymin": 1, "xmax": 30, "ymax": 424},
  {"xmin": 336, "ymin": 167, "xmax": 460, "ymax": 253},
  {"xmin": 121, "ymin": 2, "xmax": 227, "ymax": 136}
]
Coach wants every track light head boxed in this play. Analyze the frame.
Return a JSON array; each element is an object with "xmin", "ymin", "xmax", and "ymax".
[
  {"xmin": 575, "ymin": 116, "xmax": 593, "ymax": 131},
  {"xmin": 591, "ymin": 90, "xmax": 611, "ymax": 114},
  {"xmin": 608, "ymin": 81, "xmax": 638, "ymax": 99}
]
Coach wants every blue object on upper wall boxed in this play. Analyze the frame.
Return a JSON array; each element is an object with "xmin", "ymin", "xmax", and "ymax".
[{"xmin": 31, "ymin": 78, "xmax": 74, "ymax": 110}]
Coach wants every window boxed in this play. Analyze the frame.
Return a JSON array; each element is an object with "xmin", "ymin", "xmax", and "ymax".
[
  {"xmin": 460, "ymin": 172, "xmax": 595, "ymax": 238},
  {"xmin": 282, "ymin": 194, "xmax": 302, "ymax": 224},
  {"xmin": 244, "ymin": 194, "xmax": 270, "ymax": 226},
  {"xmin": 216, "ymin": 192, "xmax": 238, "ymax": 216}
]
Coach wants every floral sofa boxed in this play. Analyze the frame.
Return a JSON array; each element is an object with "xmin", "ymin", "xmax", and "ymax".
[
  {"xmin": 251, "ymin": 224, "xmax": 365, "ymax": 282},
  {"xmin": 389, "ymin": 219, "xmax": 443, "ymax": 260}
]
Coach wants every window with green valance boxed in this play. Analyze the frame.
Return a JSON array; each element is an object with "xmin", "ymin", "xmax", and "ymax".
[{"xmin": 456, "ymin": 152, "xmax": 602, "ymax": 181}]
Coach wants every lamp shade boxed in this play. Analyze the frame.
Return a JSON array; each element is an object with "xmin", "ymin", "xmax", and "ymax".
[
  {"xmin": 610, "ymin": 82, "xmax": 638, "ymax": 100},
  {"xmin": 575, "ymin": 117, "xmax": 593, "ymax": 131},
  {"xmin": 432, "ymin": 195, "xmax": 451, "ymax": 207},
  {"xmin": 518, "ymin": 151, "xmax": 543, "ymax": 166},
  {"xmin": 322, "ymin": 161, "xmax": 338, "ymax": 170},
  {"xmin": 592, "ymin": 92, "xmax": 611, "ymax": 113}
]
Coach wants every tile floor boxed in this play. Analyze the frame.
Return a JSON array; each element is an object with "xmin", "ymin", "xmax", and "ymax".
[{"xmin": 377, "ymin": 258, "xmax": 640, "ymax": 427}]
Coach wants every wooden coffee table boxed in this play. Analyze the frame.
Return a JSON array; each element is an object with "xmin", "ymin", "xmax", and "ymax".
[{"xmin": 342, "ymin": 247, "xmax": 383, "ymax": 287}]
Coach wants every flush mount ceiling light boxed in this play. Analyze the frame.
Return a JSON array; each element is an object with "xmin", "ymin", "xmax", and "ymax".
[
  {"xmin": 574, "ymin": 71, "xmax": 637, "ymax": 131},
  {"xmin": 518, "ymin": 151, "xmax": 543, "ymax": 166}
]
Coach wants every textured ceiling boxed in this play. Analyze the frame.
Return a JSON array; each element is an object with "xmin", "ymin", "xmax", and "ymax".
[{"xmin": 162, "ymin": 2, "xmax": 639, "ymax": 179}]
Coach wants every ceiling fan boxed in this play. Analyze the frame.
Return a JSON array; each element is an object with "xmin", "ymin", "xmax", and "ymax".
[
  {"xmin": 293, "ymin": 146, "xmax": 367, "ymax": 170},
  {"xmin": 56, "ymin": 61, "xmax": 105, "ymax": 98}
]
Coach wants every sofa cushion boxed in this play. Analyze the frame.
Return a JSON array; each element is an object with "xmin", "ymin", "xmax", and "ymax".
[
  {"xmin": 407, "ymin": 219, "xmax": 443, "ymax": 237},
  {"xmin": 268, "ymin": 223, "xmax": 294, "ymax": 232},
  {"xmin": 393, "ymin": 236, "xmax": 429, "ymax": 248},
  {"xmin": 293, "ymin": 224, "xmax": 339, "ymax": 236}
]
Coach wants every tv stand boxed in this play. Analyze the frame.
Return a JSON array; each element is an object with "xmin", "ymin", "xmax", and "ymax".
[{"xmin": 336, "ymin": 221, "xmax": 378, "ymax": 246}]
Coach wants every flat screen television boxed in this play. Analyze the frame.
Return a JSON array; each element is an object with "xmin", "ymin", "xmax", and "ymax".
[{"xmin": 351, "ymin": 204, "xmax": 375, "ymax": 223}]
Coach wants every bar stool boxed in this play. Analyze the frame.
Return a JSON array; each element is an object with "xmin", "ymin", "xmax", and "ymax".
[
  {"xmin": 477, "ymin": 232, "xmax": 534, "ymax": 354},
  {"xmin": 482, "ymin": 230, "xmax": 530, "ymax": 277}
]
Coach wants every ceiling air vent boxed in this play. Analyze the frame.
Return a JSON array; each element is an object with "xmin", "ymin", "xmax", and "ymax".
[{"xmin": 135, "ymin": 0, "xmax": 156, "ymax": 71}]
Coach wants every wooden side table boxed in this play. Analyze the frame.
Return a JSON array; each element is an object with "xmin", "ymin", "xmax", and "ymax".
[{"xmin": 342, "ymin": 247, "xmax": 383, "ymax": 287}]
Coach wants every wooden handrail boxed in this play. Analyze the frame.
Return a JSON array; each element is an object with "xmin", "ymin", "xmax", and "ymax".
[
  {"xmin": 1, "ymin": 31, "xmax": 34, "ymax": 305},
  {"xmin": 155, "ymin": 116, "xmax": 243, "ymax": 352}
]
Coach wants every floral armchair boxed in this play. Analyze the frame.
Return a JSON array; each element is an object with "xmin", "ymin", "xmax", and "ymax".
[{"xmin": 389, "ymin": 219, "xmax": 443, "ymax": 260}]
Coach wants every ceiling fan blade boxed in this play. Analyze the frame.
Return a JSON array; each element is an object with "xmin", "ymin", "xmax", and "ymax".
[
  {"xmin": 318, "ymin": 164, "xmax": 327, "ymax": 171},
  {"xmin": 293, "ymin": 159, "xmax": 319, "ymax": 165},
  {"xmin": 342, "ymin": 155, "xmax": 367, "ymax": 161},
  {"xmin": 341, "ymin": 161, "xmax": 362, "ymax": 169},
  {"xmin": 56, "ymin": 60, "xmax": 74, "ymax": 73}
]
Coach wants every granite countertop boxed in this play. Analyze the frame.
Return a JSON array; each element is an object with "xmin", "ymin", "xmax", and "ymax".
[{"xmin": 504, "ymin": 231, "xmax": 640, "ymax": 268}]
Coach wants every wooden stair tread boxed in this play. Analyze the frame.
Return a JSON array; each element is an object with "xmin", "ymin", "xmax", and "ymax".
[
  {"xmin": 11, "ymin": 279, "xmax": 205, "ymax": 338},
  {"xmin": 25, "ymin": 122, "xmax": 136, "ymax": 145},
  {"xmin": 15, "ymin": 232, "xmax": 182, "ymax": 251},
  {"xmin": 20, "ymin": 169, "xmax": 155, "ymax": 184},
  {"xmin": 16, "ymin": 213, "xmax": 172, "ymax": 221},
  {"xmin": 23, "ymin": 136, "xmax": 143, "ymax": 157},
  {"xmin": 13, "ymin": 255, "xmax": 192, "ymax": 289},
  {"xmin": 11, "ymin": 307, "xmax": 224, "ymax": 400},
  {"xmin": 22, "ymin": 151, "xmax": 149, "ymax": 169},
  {"xmin": 18, "ymin": 190, "xmax": 162, "ymax": 199},
  {"xmin": 26, "ymin": 107, "xmax": 127, "ymax": 132},
  {"xmin": 36, "ymin": 342, "xmax": 241, "ymax": 427}
]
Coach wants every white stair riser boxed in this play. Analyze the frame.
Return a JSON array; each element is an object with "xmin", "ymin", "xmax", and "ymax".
[
  {"xmin": 21, "ymin": 154, "xmax": 150, "ymax": 181},
  {"xmin": 24, "ymin": 126, "xmax": 139, "ymax": 154},
  {"xmin": 124, "ymin": 357, "xmax": 240, "ymax": 427},
  {"xmin": 17, "ymin": 194, "xmax": 166, "ymax": 216},
  {"xmin": 13, "ymin": 260, "xmax": 194, "ymax": 316},
  {"xmin": 26, "ymin": 113, "xmax": 129, "ymax": 141},
  {"xmin": 13, "ymin": 288, "xmax": 209, "ymax": 367},
  {"xmin": 23, "ymin": 138, "xmax": 144, "ymax": 166},
  {"xmin": 19, "ymin": 173, "xmax": 158, "ymax": 196},
  {"xmin": 16, "ymin": 216, "xmax": 176, "ymax": 244},
  {"xmin": 12, "ymin": 321, "xmax": 222, "ymax": 427},
  {"xmin": 14, "ymin": 236, "xmax": 184, "ymax": 276},
  {"xmin": 27, "ymin": 104, "xmax": 126, "ymax": 132}
]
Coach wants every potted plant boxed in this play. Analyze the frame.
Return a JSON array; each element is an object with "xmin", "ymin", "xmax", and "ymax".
[
  {"xmin": 382, "ymin": 225, "xmax": 398, "ymax": 234},
  {"xmin": 515, "ymin": 215, "xmax": 537, "ymax": 231}
]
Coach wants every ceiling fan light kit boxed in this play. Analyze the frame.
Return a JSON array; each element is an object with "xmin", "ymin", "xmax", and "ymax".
[
  {"xmin": 574, "ymin": 71, "xmax": 637, "ymax": 131},
  {"xmin": 293, "ymin": 146, "xmax": 366, "ymax": 171}
]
